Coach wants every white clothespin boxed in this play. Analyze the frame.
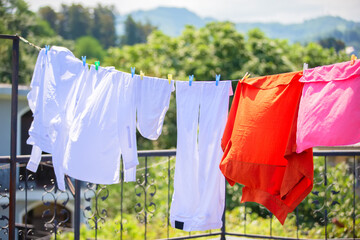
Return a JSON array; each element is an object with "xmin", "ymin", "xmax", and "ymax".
[
  {"xmin": 303, "ymin": 63, "xmax": 308, "ymax": 72},
  {"xmin": 303, "ymin": 63, "xmax": 308, "ymax": 77}
]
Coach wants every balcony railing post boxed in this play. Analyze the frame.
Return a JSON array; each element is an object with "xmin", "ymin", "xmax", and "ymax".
[
  {"xmin": 220, "ymin": 181, "xmax": 226, "ymax": 240},
  {"xmin": 9, "ymin": 36, "xmax": 19, "ymax": 240},
  {"xmin": 74, "ymin": 179, "xmax": 81, "ymax": 240},
  {"xmin": 324, "ymin": 156, "xmax": 328, "ymax": 240},
  {"xmin": 353, "ymin": 156, "xmax": 356, "ymax": 239}
]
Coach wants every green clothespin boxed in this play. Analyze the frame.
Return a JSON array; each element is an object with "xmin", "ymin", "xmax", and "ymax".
[{"xmin": 95, "ymin": 61, "xmax": 100, "ymax": 71}]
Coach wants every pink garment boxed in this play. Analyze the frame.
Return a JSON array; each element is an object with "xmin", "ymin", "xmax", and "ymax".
[{"xmin": 296, "ymin": 59, "xmax": 360, "ymax": 153}]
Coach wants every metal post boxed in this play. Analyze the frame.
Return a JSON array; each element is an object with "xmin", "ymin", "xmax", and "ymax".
[
  {"xmin": 25, "ymin": 169, "xmax": 28, "ymax": 239},
  {"xmin": 144, "ymin": 156, "xmax": 148, "ymax": 240},
  {"xmin": 167, "ymin": 156, "xmax": 171, "ymax": 239},
  {"xmin": 220, "ymin": 181, "xmax": 226, "ymax": 240},
  {"xmin": 120, "ymin": 163, "xmax": 124, "ymax": 240},
  {"xmin": 296, "ymin": 207, "xmax": 299, "ymax": 239},
  {"xmin": 324, "ymin": 156, "xmax": 328, "ymax": 240},
  {"xmin": 270, "ymin": 213, "xmax": 273, "ymax": 237},
  {"xmin": 74, "ymin": 180, "xmax": 81, "ymax": 240},
  {"xmin": 244, "ymin": 202, "xmax": 247, "ymax": 234},
  {"xmin": 353, "ymin": 156, "xmax": 356, "ymax": 239},
  {"xmin": 9, "ymin": 36, "xmax": 19, "ymax": 240}
]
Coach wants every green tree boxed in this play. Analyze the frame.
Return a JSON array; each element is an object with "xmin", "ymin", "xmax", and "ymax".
[
  {"xmin": 74, "ymin": 36, "xmax": 105, "ymax": 61},
  {"xmin": 318, "ymin": 37, "xmax": 346, "ymax": 52},
  {"xmin": 57, "ymin": 4, "xmax": 69, "ymax": 38},
  {"xmin": 0, "ymin": 0, "xmax": 59, "ymax": 84},
  {"xmin": 39, "ymin": 3, "xmax": 117, "ymax": 49},
  {"xmin": 120, "ymin": 15, "xmax": 157, "ymax": 46},
  {"xmin": 57, "ymin": 4, "xmax": 90, "ymax": 40},
  {"xmin": 243, "ymin": 28, "xmax": 295, "ymax": 75},
  {"xmin": 67, "ymin": 4, "xmax": 91, "ymax": 39},
  {"xmin": 91, "ymin": 4, "xmax": 116, "ymax": 48},
  {"xmin": 38, "ymin": 6, "xmax": 57, "ymax": 30}
]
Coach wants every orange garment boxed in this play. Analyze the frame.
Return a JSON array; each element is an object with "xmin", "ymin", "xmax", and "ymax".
[{"xmin": 220, "ymin": 71, "xmax": 313, "ymax": 224}]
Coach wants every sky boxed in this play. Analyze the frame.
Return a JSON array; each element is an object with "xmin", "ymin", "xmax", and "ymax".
[{"xmin": 28, "ymin": 0, "xmax": 360, "ymax": 24}]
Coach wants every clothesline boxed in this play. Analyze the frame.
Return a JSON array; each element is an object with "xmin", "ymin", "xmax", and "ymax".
[
  {"xmin": 17, "ymin": 35, "xmax": 311, "ymax": 83},
  {"xmin": 17, "ymin": 34, "xmax": 42, "ymax": 51}
]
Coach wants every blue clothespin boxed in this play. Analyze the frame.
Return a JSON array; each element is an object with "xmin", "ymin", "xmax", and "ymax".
[
  {"xmin": 45, "ymin": 45, "xmax": 50, "ymax": 54},
  {"xmin": 81, "ymin": 56, "xmax": 86, "ymax": 67},
  {"xmin": 189, "ymin": 75, "xmax": 194, "ymax": 86},
  {"xmin": 215, "ymin": 74, "xmax": 221, "ymax": 86},
  {"xmin": 131, "ymin": 67, "xmax": 135, "ymax": 78}
]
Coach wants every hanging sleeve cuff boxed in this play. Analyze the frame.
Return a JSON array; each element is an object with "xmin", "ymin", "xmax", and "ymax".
[
  {"xmin": 26, "ymin": 145, "xmax": 42, "ymax": 172},
  {"xmin": 124, "ymin": 167, "xmax": 137, "ymax": 182}
]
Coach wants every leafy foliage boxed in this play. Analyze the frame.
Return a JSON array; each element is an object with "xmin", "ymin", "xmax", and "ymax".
[
  {"xmin": 0, "ymin": 0, "xmax": 72, "ymax": 84},
  {"xmin": 55, "ymin": 158, "xmax": 359, "ymax": 239},
  {"xmin": 74, "ymin": 36, "xmax": 105, "ymax": 61}
]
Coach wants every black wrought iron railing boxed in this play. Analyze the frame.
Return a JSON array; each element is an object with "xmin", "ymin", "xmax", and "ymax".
[
  {"xmin": 0, "ymin": 34, "xmax": 359, "ymax": 240},
  {"xmin": 0, "ymin": 150, "xmax": 359, "ymax": 240}
]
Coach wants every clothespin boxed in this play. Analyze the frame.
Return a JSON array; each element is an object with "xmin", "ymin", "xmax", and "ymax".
[
  {"xmin": 351, "ymin": 54, "xmax": 357, "ymax": 66},
  {"xmin": 189, "ymin": 75, "xmax": 194, "ymax": 86},
  {"xmin": 45, "ymin": 45, "xmax": 50, "ymax": 54},
  {"xmin": 168, "ymin": 74, "xmax": 172, "ymax": 84},
  {"xmin": 131, "ymin": 67, "xmax": 135, "ymax": 78},
  {"xmin": 303, "ymin": 63, "xmax": 308, "ymax": 77},
  {"xmin": 140, "ymin": 71, "xmax": 145, "ymax": 80},
  {"xmin": 81, "ymin": 56, "xmax": 86, "ymax": 67},
  {"xmin": 215, "ymin": 74, "xmax": 221, "ymax": 86},
  {"xmin": 241, "ymin": 72, "xmax": 250, "ymax": 82},
  {"xmin": 94, "ymin": 61, "xmax": 100, "ymax": 71},
  {"xmin": 303, "ymin": 63, "xmax": 308, "ymax": 71}
]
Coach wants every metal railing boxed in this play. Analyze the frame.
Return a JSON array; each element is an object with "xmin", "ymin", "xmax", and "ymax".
[{"xmin": 0, "ymin": 150, "xmax": 359, "ymax": 239}]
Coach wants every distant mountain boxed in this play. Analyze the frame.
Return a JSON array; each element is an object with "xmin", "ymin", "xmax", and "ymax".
[
  {"xmin": 116, "ymin": 7, "xmax": 216, "ymax": 37},
  {"xmin": 235, "ymin": 16, "xmax": 360, "ymax": 44},
  {"xmin": 116, "ymin": 7, "xmax": 360, "ymax": 49}
]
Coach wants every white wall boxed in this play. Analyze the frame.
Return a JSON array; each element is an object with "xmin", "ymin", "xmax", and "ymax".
[{"xmin": 0, "ymin": 95, "xmax": 30, "ymax": 156}]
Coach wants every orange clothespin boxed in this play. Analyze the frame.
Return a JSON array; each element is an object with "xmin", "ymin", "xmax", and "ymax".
[
  {"xmin": 351, "ymin": 54, "xmax": 357, "ymax": 66},
  {"xmin": 168, "ymin": 74, "xmax": 172, "ymax": 84},
  {"xmin": 140, "ymin": 71, "xmax": 145, "ymax": 80}
]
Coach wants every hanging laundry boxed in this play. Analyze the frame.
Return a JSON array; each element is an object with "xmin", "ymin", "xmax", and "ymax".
[
  {"xmin": 63, "ymin": 70, "xmax": 139, "ymax": 184},
  {"xmin": 50, "ymin": 65, "xmax": 120, "ymax": 190},
  {"xmin": 48, "ymin": 64, "xmax": 90, "ymax": 191},
  {"xmin": 170, "ymin": 80, "xmax": 232, "ymax": 231},
  {"xmin": 296, "ymin": 60, "xmax": 360, "ymax": 152},
  {"xmin": 136, "ymin": 76, "xmax": 175, "ymax": 140},
  {"xmin": 126, "ymin": 75, "xmax": 175, "ymax": 180},
  {"xmin": 89, "ymin": 65, "xmax": 116, "ymax": 92},
  {"xmin": 26, "ymin": 46, "xmax": 87, "ymax": 191},
  {"xmin": 220, "ymin": 72, "xmax": 313, "ymax": 225}
]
